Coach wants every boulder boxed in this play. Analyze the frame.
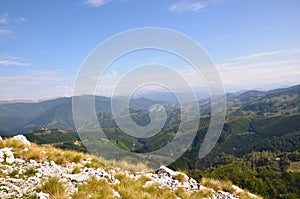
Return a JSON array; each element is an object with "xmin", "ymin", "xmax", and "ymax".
[{"xmin": 12, "ymin": 135, "xmax": 31, "ymax": 146}]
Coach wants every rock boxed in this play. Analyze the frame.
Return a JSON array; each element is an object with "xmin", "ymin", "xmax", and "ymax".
[
  {"xmin": 15, "ymin": 158, "xmax": 26, "ymax": 164},
  {"xmin": 37, "ymin": 192, "xmax": 50, "ymax": 199},
  {"xmin": 143, "ymin": 181, "xmax": 155, "ymax": 188},
  {"xmin": 0, "ymin": 147, "xmax": 15, "ymax": 164},
  {"xmin": 12, "ymin": 135, "xmax": 31, "ymax": 146},
  {"xmin": 64, "ymin": 173, "xmax": 90, "ymax": 182},
  {"xmin": 217, "ymin": 191, "xmax": 239, "ymax": 199},
  {"xmin": 112, "ymin": 189, "xmax": 121, "ymax": 198},
  {"xmin": 0, "ymin": 150, "xmax": 4, "ymax": 162},
  {"xmin": 156, "ymin": 165, "xmax": 178, "ymax": 177}
]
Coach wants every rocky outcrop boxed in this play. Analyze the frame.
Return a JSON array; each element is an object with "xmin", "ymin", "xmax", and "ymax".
[
  {"xmin": 0, "ymin": 135, "xmax": 259, "ymax": 199},
  {"xmin": 123, "ymin": 165, "xmax": 240, "ymax": 199},
  {"xmin": 12, "ymin": 135, "xmax": 31, "ymax": 146}
]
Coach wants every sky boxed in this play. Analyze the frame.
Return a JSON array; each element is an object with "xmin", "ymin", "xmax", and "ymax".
[{"xmin": 1, "ymin": 0, "xmax": 300, "ymax": 100}]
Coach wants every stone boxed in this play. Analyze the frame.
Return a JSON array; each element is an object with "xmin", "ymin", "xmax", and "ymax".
[
  {"xmin": 64, "ymin": 173, "xmax": 90, "ymax": 182},
  {"xmin": 143, "ymin": 181, "xmax": 154, "ymax": 188},
  {"xmin": 12, "ymin": 135, "xmax": 31, "ymax": 146},
  {"xmin": 112, "ymin": 189, "xmax": 121, "ymax": 198},
  {"xmin": 156, "ymin": 165, "xmax": 178, "ymax": 177},
  {"xmin": 37, "ymin": 192, "xmax": 50, "ymax": 199},
  {"xmin": 0, "ymin": 147, "xmax": 15, "ymax": 164},
  {"xmin": 217, "ymin": 190, "xmax": 239, "ymax": 199}
]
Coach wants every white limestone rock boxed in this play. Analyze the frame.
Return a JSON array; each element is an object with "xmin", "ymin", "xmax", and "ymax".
[
  {"xmin": 37, "ymin": 192, "xmax": 50, "ymax": 199},
  {"xmin": 112, "ymin": 189, "xmax": 121, "ymax": 198},
  {"xmin": 12, "ymin": 135, "xmax": 31, "ymax": 146},
  {"xmin": 0, "ymin": 147, "xmax": 15, "ymax": 164}
]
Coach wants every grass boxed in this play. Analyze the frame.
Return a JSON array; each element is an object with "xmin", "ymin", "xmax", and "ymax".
[
  {"xmin": 41, "ymin": 177, "xmax": 68, "ymax": 199},
  {"xmin": 71, "ymin": 166, "xmax": 81, "ymax": 174},
  {"xmin": 63, "ymin": 150, "xmax": 83, "ymax": 163},
  {"xmin": 73, "ymin": 178, "xmax": 115, "ymax": 199},
  {"xmin": 0, "ymin": 137, "xmax": 257, "ymax": 198},
  {"xmin": 113, "ymin": 173, "xmax": 176, "ymax": 199},
  {"xmin": 0, "ymin": 137, "xmax": 151, "ymax": 173},
  {"xmin": 8, "ymin": 169, "xmax": 19, "ymax": 178},
  {"xmin": 97, "ymin": 157, "xmax": 150, "ymax": 172},
  {"xmin": 201, "ymin": 178, "xmax": 234, "ymax": 193},
  {"xmin": 175, "ymin": 187, "xmax": 212, "ymax": 199},
  {"xmin": 24, "ymin": 167, "xmax": 37, "ymax": 177},
  {"xmin": 174, "ymin": 173, "xmax": 188, "ymax": 182}
]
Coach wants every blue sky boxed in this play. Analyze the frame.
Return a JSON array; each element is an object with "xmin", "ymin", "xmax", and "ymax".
[{"xmin": 1, "ymin": 0, "xmax": 300, "ymax": 100}]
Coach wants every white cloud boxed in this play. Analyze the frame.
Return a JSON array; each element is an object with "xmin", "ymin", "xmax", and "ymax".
[
  {"xmin": 231, "ymin": 47, "xmax": 300, "ymax": 61},
  {"xmin": 218, "ymin": 59, "xmax": 300, "ymax": 71},
  {"xmin": 84, "ymin": 0, "xmax": 110, "ymax": 7},
  {"xmin": 15, "ymin": 17, "xmax": 26, "ymax": 23},
  {"xmin": 0, "ymin": 29, "xmax": 12, "ymax": 37},
  {"xmin": 169, "ymin": 1, "xmax": 207, "ymax": 13},
  {"xmin": 0, "ymin": 16, "xmax": 9, "ymax": 25},
  {"xmin": 215, "ymin": 58, "xmax": 300, "ymax": 91},
  {"xmin": 0, "ymin": 54, "xmax": 31, "ymax": 66},
  {"xmin": 0, "ymin": 70, "xmax": 68, "ymax": 100}
]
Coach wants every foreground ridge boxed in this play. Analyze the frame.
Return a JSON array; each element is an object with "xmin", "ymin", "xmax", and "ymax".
[{"xmin": 0, "ymin": 135, "xmax": 260, "ymax": 199}]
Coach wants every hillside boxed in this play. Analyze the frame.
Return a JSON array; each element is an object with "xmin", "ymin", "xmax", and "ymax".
[
  {"xmin": 0, "ymin": 96, "xmax": 166, "ymax": 135},
  {"xmin": 0, "ymin": 135, "xmax": 259, "ymax": 199},
  {"xmin": 1, "ymin": 84, "xmax": 300, "ymax": 198}
]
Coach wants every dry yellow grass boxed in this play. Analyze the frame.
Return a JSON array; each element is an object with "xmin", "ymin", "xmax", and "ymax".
[
  {"xmin": 0, "ymin": 137, "xmax": 150, "ymax": 172},
  {"xmin": 41, "ymin": 177, "xmax": 68, "ymax": 199},
  {"xmin": 73, "ymin": 178, "xmax": 115, "ymax": 199},
  {"xmin": 201, "ymin": 178, "xmax": 234, "ymax": 193}
]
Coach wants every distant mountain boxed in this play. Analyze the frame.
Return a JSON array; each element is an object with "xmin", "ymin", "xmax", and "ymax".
[
  {"xmin": 0, "ymin": 95, "xmax": 166, "ymax": 135},
  {"xmin": 226, "ymin": 84, "xmax": 300, "ymax": 117}
]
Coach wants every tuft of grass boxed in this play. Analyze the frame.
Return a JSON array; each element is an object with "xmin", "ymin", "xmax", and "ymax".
[
  {"xmin": 113, "ymin": 173, "xmax": 176, "ymax": 199},
  {"xmin": 64, "ymin": 150, "xmax": 83, "ymax": 163},
  {"xmin": 174, "ymin": 173, "xmax": 187, "ymax": 182},
  {"xmin": 8, "ymin": 169, "xmax": 19, "ymax": 178},
  {"xmin": 73, "ymin": 178, "xmax": 115, "ymax": 199},
  {"xmin": 175, "ymin": 187, "xmax": 213, "ymax": 199},
  {"xmin": 201, "ymin": 178, "xmax": 234, "ymax": 193},
  {"xmin": 71, "ymin": 166, "xmax": 81, "ymax": 174},
  {"xmin": 99, "ymin": 158, "xmax": 150, "ymax": 172},
  {"xmin": 24, "ymin": 167, "xmax": 37, "ymax": 177},
  {"xmin": 84, "ymin": 157, "xmax": 105, "ymax": 168},
  {"xmin": 41, "ymin": 177, "xmax": 68, "ymax": 199}
]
